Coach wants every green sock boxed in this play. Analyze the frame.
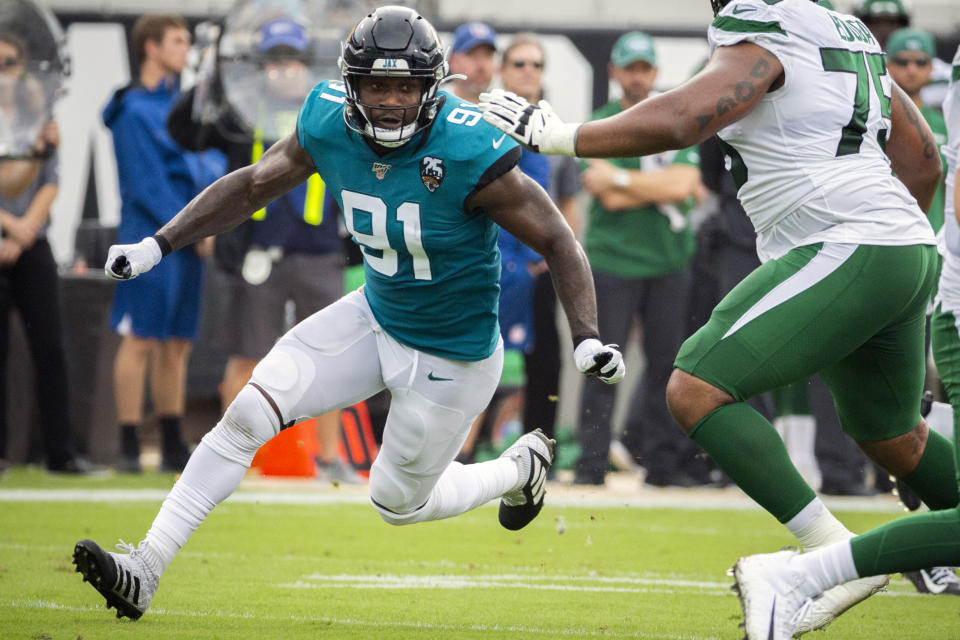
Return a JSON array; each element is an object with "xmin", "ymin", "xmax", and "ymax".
[
  {"xmin": 900, "ymin": 430, "xmax": 959, "ymax": 510},
  {"xmin": 690, "ymin": 402, "xmax": 816, "ymax": 523},
  {"xmin": 851, "ymin": 507, "xmax": 960, "ymax": 576}
]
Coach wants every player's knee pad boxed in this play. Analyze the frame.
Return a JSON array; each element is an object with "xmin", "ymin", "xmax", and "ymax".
[
  {"xmin": 200, "ymin": 385, "xmax": 280, "ymax": 466},
  {"xmin": 371, "ymin": 498, "xmax": 428, "ymax": 526},
  {"xmin": 248, "ymin": 344, "xmax": 318, "ymax": 421},
  {"xmin": 368, "ymin": 461, "xmax": 427, "ymax": 525}
]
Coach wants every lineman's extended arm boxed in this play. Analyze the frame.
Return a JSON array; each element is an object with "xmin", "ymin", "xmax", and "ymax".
[{"xmin": 480, "ymin": 42, "xmax": 782, "ymax": 159}]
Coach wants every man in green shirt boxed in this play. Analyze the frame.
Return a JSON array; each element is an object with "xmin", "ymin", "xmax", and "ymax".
[
  {"xmin": 575, "ymin": 32, "xmax": 705, "ymax": 487},
  {"xmin": 886, "ymin": 27, "xmax": 947, "ymax": 230}
]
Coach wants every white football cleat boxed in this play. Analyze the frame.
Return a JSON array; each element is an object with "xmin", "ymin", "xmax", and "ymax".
[
  {"xmin": 791, "ymin": 572, "xmax": 888, "ymax": 634},
  {"xmin": 904, "ymin": 566, "xmax": 960, "ymax": 595},
  {"xmin": 731, "ymin": 549, "xmax": 816, "ymax": 640},
  {"xmin": 73, "ymin": 538, "xmax": 159, "ymax": 620},
  {"xmin": 498, "ymin": 428, "xmax": 556, "ymax": 531}
]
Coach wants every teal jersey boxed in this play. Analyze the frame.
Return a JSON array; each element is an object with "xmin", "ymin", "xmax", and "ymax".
[{"xmin": 297, "ymin": 81, "xmax": 521, "ymax": 361}]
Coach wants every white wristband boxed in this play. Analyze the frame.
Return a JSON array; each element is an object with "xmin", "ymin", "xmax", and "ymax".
[
  {"xmin": 542, "ymin": 122, "xmax": 581, "ymax": 157},
  {"xmin": 142, "ymin": 236, "xmax": 163, "ymax": 265}
]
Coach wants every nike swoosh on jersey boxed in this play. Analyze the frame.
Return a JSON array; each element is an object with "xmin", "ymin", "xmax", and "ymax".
[
  {"xmin": 732, "ymin": 6, "xmax": 756, "ymax": 13},
  {"xmin": 427, "ymin": 372, "xmax": 453, "ymax": 381},
  {"xmin": 492, "ymin": 133, "xmax": 507, "ymax": 149}
]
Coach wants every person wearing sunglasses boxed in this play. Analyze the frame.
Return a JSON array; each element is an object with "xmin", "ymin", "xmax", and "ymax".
[
  {"xmin": 887, "ymin": 28, "xmax": 947, "ymax": 231},
  {"xmin": 887, "ymin": 27, "xmax": 959, "ymax": 598},
  {"xmin": 854, "ymin": 0, "xmax": 951, "ymax": 111},
  {"xmin": 457, "ymin": 34, "xmax": 584, "ymax": 471},
  {"xmin": 886, "ymin": 29, "xmax": 947, "ymax": 227},
  {"xmin": 456, "ymin": 33, "xmax": 564, "ymax": 467}
]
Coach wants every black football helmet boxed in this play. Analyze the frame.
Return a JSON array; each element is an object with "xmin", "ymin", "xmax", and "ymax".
[{"xmin": 339, "ymin": 5, "xmax": 447, "ymax": 147}]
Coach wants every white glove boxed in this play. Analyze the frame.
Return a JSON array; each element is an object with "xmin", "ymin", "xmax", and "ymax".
[
  {"xmin": 574, "ymin": 338, "xmax": 625, "ymax": 385},
  {"xmin": 478, "ymin": 90, "xmax": 581, "ymax": 156},
  {"xmin": 104, "ymin": 237, "xmax": 163, "ymax": 280}
]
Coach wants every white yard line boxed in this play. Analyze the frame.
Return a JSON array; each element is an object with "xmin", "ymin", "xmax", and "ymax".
[{"xmin": 276, "ymin": 572, "xmax": 922, "ymax": 597}]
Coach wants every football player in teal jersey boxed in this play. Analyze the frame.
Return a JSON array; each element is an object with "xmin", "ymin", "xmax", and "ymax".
[{"xmin": 70, "ymin": 6, "xmax": 624, "ymax": 621}]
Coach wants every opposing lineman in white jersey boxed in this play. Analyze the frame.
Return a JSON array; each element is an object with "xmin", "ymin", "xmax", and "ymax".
[
  {"xmin": 708, "ymin": 0, "xmax": 934, "ymax": 261},
  {"xmin": 480, "ymin": 0, "xmax": 947, "ymax": 637}
]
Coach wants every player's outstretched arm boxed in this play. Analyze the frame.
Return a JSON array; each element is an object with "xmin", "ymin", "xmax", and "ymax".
[
  {"xmin": 887, "ymin": 83, "xmax": 943, "ymax": 214},
  {"xmin": 159, "ymin": 133, "xmax": 316, "ymax": 251},
  {"xmin": 471, "ymin": 167, "xmax": 624, "ymax": 384},
  {"xmin": 105, "ymin": 133, "xmax": 316, "ymax": 279},
  {"xmin": 481, "ymin": 42, "xmax": 782, "ymax": 159}
]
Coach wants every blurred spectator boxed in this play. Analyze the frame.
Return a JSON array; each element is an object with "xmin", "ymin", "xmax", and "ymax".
[
  {"xmin": 853, "ymin": 0, "xmax": 909, "ymax": 48},
  {"xmin": 883, "ymin": 26, "xmax": 947, "ymax": 483},
  {"xmin": 884, "ymin": 26, "xmax": 949, "ymax": 502},
  {"xmin": 0, "ymin": 33, "xmax": 46, "ymax": 200},
  {"xmin": 167, "ymin": 17, "xmax": 358, "ymax": 484},
  {"xmin": 575, "ymin": 32, "xmax": 705, "ymax": 487},
  {"xmin": 886, "ymin": 28, "xmax": 947, "ymax": 231},
  {"xmin": 448, "ymin": 22, "xmax": 497, "ymax": 104},
  {"xmin": 0, "ymin": 31, "xmax": 45, "ymax": 160},
  {"xmin": 456, "ymin": 31, "xmax": 549, "ymax": 462},
  {"xmin": 0, "ymin": 31, "xmax": 88, "ymax": 473},
  {"xmin": 103, "ymin": 14, "xmax": 225, "ymax": 473},
  {"xmin": 501, "ymin": 33, "xmax": 580, "ymax": 443},
  {"xmin": 854, "ymin": 0, "xmax": 950, "ymax": 108}
]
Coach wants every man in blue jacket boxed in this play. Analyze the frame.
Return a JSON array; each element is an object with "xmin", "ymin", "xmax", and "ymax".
[{"xmin": 103, "ymin": 14, "xmax": 224, "ymax": 473}]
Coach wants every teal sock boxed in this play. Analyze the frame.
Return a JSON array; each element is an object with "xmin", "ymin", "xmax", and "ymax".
[
  {"xmin": 900, "ymin": 430, "xmax": 959, "ymax": 510},
  {"xmin": 851, "ymin": 507, "xmax": 960, "ymax": 576},
  {"xmin": 690, "ymin": 402, "xmax": 817, "ymax": 523}
]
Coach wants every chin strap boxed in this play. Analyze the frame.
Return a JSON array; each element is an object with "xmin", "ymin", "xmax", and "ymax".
[{"xmin": 438, "ymin": 73, "xmax": 467, "ymax": 87}]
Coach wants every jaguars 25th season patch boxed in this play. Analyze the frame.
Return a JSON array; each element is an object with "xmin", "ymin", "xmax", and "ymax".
[{"xmin": 420, "ymin": 156, "xmax": 445, "ymax": 193}]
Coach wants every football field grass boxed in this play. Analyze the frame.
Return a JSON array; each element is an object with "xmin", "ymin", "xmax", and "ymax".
[{"xmin": 1, "ymin": 468, "xmax": 957, "ymax": 639}]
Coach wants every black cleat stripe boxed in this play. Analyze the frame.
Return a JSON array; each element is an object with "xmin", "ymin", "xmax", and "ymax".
[
  {"xmin": 133, "ymin": 576, "xmax": 140, "ymax": 605},
  {"xmin": 123, "ymin": 570, "xmax": 132, "ymax": 598}
]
